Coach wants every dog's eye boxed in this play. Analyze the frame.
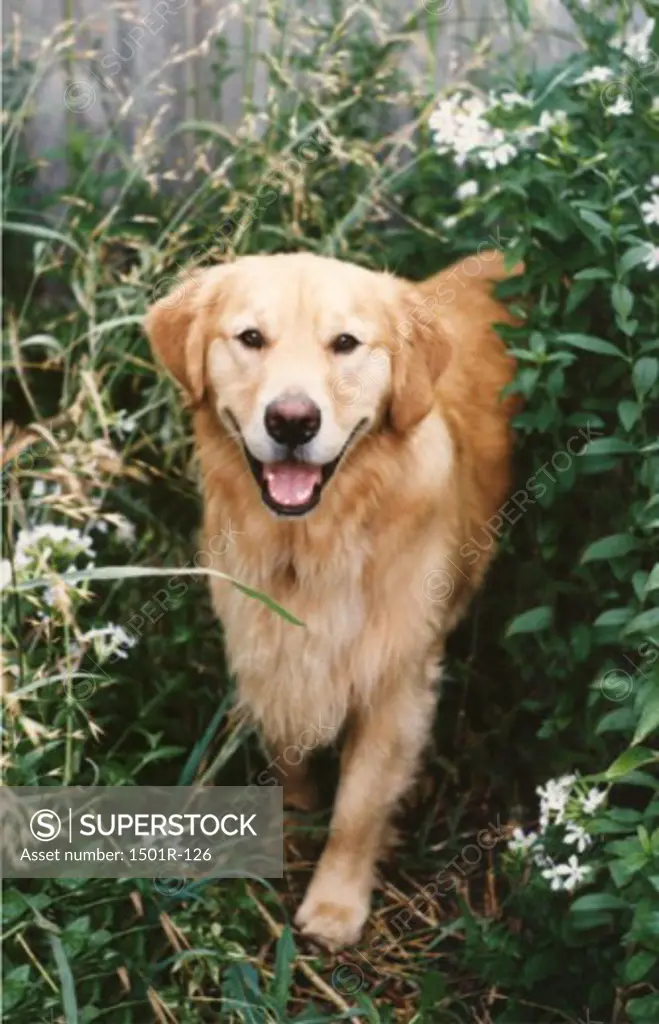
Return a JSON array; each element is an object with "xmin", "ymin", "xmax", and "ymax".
[
  {"xmin": 236, "ymin": 328, "xmax": 265, "ymax": 349},
  {"xmin": 330, "ymin": 333, "xmax": 361, "ymax": 355}
]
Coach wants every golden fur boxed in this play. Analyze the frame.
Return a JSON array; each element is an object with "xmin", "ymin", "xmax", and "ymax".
[{"xmin": 145, "ymin": 249, "xmax": 519, "ymax": 948}]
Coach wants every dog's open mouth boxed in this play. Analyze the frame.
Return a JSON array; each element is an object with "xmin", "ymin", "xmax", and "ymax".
[
  {"xmin": 263, "ymin": 462, "xmax": 322, "ymax": 509},
  {"xmin": 248, "ymin": 456, "xmax": 332, "ymax": 516},
  {"xmin": 225, "ymin": 413, "xmax": 368, "ymax": 517}
]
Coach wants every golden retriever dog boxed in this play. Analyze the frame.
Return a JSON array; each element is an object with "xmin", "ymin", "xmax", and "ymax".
[{"xmin": 145, "ymin": 249, "xmax": 519, "ymax": 949}]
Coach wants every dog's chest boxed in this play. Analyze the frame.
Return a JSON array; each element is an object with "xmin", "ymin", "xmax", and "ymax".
[
  {"xmin": 208, "ymin": 520, "xmax": 377, "ymax": 743},
  {"xmin": 219, "ymin": 523, "xmax": 369, "ymax": 651}
]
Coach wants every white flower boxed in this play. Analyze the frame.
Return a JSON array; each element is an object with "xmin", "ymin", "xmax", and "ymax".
[
  {"xmin": 574, "ymin": 66, "xmax": 613, "ymax": 85},
  {"xmin": 508, "ymin": 827, "xmax": 539, "ymax": 853},
  {"xmin": 497, "ymin": 90, "xmax": 533, "ymax": 109},
  {"xmin": 622, "ymin": 19, "xmax": 655, "ymax": 66},
  {"xmin": 538, "ymin": 109, "xmax": 568, "ymax": 132},
  {"xmin": 430, "ymin": 94, "xmax": 516, "ymax": 168},
  {"xmin": 81, "ymin": 624, "xmax": 137, "ymax": 663},
  {"xmin": 443, "ymin": 215, "xmax": 458, "ymax": 229},
  {"xmin": 462, "ymin": 95, "xmax": 488, "ymax": 119},
  {"xmin": 560, "ymin": 855, "xmax": 592, "ymax": 891},
  {"xmin": 429, "ymin": 93, "xmax": 490, "ymax": 164},
  {"xmin": 642, "ymin": 243, "xmax": 659, "ymax": 271},
  {"xmin": 605, "ymin": 96, "xmax": 632, "ymax": 116},
  {"xmin": 542, "ymin": 855, "xmax": 591, "ymax": 892},
  {"xmin": 430, "ymin": 91, "xmax": 556, "ymax": 170},
  {"xmin": 648, "ymin": 175, "xmax": 659, "ymax": 191},
  {"xmin": 536, "ymin": 774, "xmax": 576, "ymax": 823},
  {"xmin": 481, "ymin": 142, "xmax": 518, "ymax": 169},
  {"xmin": 515, "ymin": 110, "xmax": 567, "ymax": 142},
  {"xmin": 13, "ymin": 524, "xmax": 95, "ymax": 572},
  {"xmin": 455, "ymin": 179, "xmax": 479, "ymax": 201},
  {"xmin": 533, "ymin": 847, "xmax": 554, "ymax": 870},
  {"xmin": 516, "ymin": 124, "xmax": 542, "ymax": 143},
  {"xmin": 537, "ymin": 773, "xmax": 578, "ymax": 830},
  {"xmin": 580, "ymin": 786, "xmax": 607, "ymax": 815},
  {"xmin": 641, "ymin": 195, "xmax": 659, "ymax": 226},
  {"xmin": 114, "ymin": 409, "xmax": 138, "ymax": 439},
  {"xmin": 563, "ymin": 822, "xmax": 592, "ymax": 854},
  {"xmin": 113, "ymin": 515, "xmax": 137, "ymax": 545},
  {"xmin": 430, "ymin": 92, "xmax": 569, "ymax": 171},
  {"xmin": 541, "ymin": 862, "xmax": 567, "ymax": 891},
  {"xmin": 0, "ymin": 559, "xmax": 13, "ymax": 591}
]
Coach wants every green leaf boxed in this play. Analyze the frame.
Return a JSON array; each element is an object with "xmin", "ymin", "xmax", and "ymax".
[
  {"xmin": 222, "ymin": 963, "xmax": 263, "ymax": 1023},
  {"xmin": 638, "ymin": 824, "xmax": 652, "ymax": 855},
  {"xmin": 645, "ymin": 565, "xmax": 659, "ymax": 593},
  {"xmin": 506, "ymin": 605, "xmax": 553, "ymax": 637},
  {"xmin": 273, "ymin": 926, "xmax": 296, "ymax": 1009},
  {"xmin": 606, "ymin": 746, "xmax": 659, "ymax": 779},
  {"xmin": 557, "ymin": 333, "xmax": 626, "ymax": 358},
  {"xmin": 596, "ymin": 707, "xmax": 637, "ymax": 734},
  {"xmin": 3, "ymin": 221, "xmax": 86, "ymax": 258},
  {"xmin": 573, "ymin": 267, "xmax": 612, "ymax": 280},
  {"xmin": 565, "ymin": 279, "xmax": 595, "ymax": 315},
  {"xmin": 578, "ymin": 207, "xmax": 612, "ymax": 237},
  {"xmin": 12, "ymin": 565, "xmax": 304, "ymax": 626},
  {"xmin": 620, "ymin": 244, "xmax": 652, "ymax": 274},
  {"xmin": 610, "ymin": 857, "xmax": 643, "ymax": 887},
  {"xmin": 633, "ymin": 687, "xmax": 659, "ymax": 746},
  {"xmin": 570, "ymin": 893, "xmax": 629, "ymax": 913},
  {"xmin": 2, "ymin": 965, "xmax": 31, "ymax": 1013},
  {"xmin": 581, "ymin": 534, "xmax": 640, "ymax": 563},
  {"xmin": 581, "ymin": 437, "xmax": 635, "ymax": 456},
  {"xmin": 593, "ymin": 607, "xmax": 632, "ymax": 628},
  {"xmin": 49, "ymin": 933, "xmax": 79, "ymax": 1024},
  {"xmin": 628, "ymin": 993, "xmax": 659, "ymax": 1023},
  {"xmin": 570, "ymin": 910, "xmax": 614, "ymax": 931},
  {"xmin": 633, "ymin": 357, "xmax": 659, "ymax": 398},
  {"xmin": 419, "ymin": 970, "xmax": 449, "ymax": 1011},
  {"xmin": 618, "ymin": 399, "xmax": 640, "ymax": 431},
  {"xmin": 624, "ymin": 951, "xmax": 657, "ymax": 984},
  {"xmin": 625, "ymin": 608, "xmax": 659, "ymax": 636},
  {"xmin": 612, "ymin": 283, "xmax": 634, "ymax": 321}
]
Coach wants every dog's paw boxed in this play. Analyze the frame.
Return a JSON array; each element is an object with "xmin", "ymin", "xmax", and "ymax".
[{"xmin": 295, "ymin": 882, "xmax": 370, "ymax": 949}]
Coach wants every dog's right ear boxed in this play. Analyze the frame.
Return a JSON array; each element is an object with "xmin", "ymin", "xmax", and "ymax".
[{"xmin": 144, "ymin": 269, "xmax": 211, "ymax": 405}]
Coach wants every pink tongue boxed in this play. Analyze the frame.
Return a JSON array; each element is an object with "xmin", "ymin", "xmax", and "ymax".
[{"xmin": 263, "ymin": 462, "xmax": 322, "ymax": 507}]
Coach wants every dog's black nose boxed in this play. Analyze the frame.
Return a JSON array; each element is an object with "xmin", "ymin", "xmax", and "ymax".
[{"xmin": 264, "ymin": 395, "xmax": 321, "ymax": 447}]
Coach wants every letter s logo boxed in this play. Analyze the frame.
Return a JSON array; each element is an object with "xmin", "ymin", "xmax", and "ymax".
[{"xmin": 30, "ymin": 810, "xmax": 62, "ymax": 841}]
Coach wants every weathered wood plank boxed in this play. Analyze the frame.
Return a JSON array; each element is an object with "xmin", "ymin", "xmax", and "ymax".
[{"xmin": 6, "ymin": 0, "xmax": 578, "ymax": 192}]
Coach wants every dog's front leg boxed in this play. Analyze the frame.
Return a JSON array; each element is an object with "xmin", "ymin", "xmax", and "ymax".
[{"xmin": 295, "ymin": 680, "xmax": 437, "ymax": 949}]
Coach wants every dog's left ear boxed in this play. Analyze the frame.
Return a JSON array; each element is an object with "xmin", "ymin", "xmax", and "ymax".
[{"xmin": 388, "ymin": 289, "xmax": 451, "ymax": 433}]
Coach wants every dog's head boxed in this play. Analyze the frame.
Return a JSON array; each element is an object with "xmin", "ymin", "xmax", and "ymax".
[{"xmin": 145, "ymin": 252, "xmax": 449, "ymax": 517}]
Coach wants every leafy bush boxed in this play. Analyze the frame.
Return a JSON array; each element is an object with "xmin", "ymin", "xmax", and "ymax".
[
  {"xmin": 2, "ymin": 1, "xmax": 658, "ymax": 1022},
  {"xmin": 390, "ymin": 4, "xmax": 659, "ymax": 1018}
]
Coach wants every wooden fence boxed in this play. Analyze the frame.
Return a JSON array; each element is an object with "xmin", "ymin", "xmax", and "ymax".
[{"xmin": 5, "ymin": 0, "xmax": 576, "ymax": 190}]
